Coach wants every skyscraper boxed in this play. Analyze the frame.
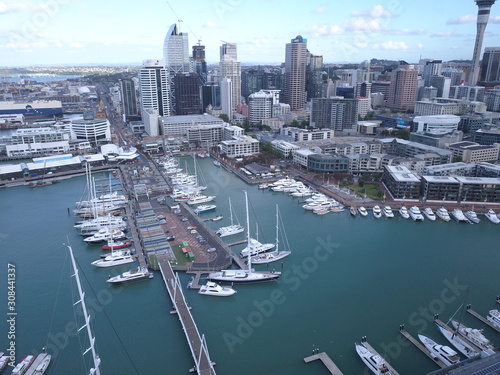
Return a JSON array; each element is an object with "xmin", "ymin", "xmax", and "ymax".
[
  {"xmin": 220, "ymin": 43, "xmax": 237, "ymax": 61},
  {"xmin": 120, "ymin": 78, "xmax": 138, "ymax": 117},
  {"xmin": 139, "ymin": 59, "xmax": 170, "ymax": 117},
  {"xmin": 386, "ymin": 63, "xmax": 418, "ymax": 112},
  {"xmin": 480, "ymin": 46, "xmax": 500, "ymax": 82},
  {"xmin": 284, "ymin": 35, "xmax": 308, "ymax": 111},
  {"xmin": 173, "ymin": 73, "xmax": 202, "ymax": 115},
  {"xmin": 311, "ymin": 97, "xmax": 359, "ymax": 133},
  {"xmin": 220, "ymin": 54, "xmax": 241, "ymax": 114},
  {"xmin": 220, "ymin": 77, "xmax": 233, "ymax": 118},
  {"xmin": 469, "ymin": 0, "xmax": 497, "ymax": 85},
  {"xmin": 192, "ymin": 44, "xmax": 207, "ymax": 85},
  {"xmin": 163, "ymin": 24, "xmax": 191, "ymax": 114}
]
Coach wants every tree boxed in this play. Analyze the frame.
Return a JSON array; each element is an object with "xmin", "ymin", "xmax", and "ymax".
[
  {"xmin": 290, "ymin": 119, "xmax": 299, "ymax": 128},
  {"xmin": 396, "ymin": 129, "xmax": 410, "ymax": 140},
  {"xmin": 219, "ymin": 114, "xmax": 230, "ymax": 123}
]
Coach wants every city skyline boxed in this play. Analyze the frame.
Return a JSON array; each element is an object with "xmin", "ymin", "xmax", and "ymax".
[{"xmin": 1, "ymin": 0, "xmax": 500, "ymax": 67}]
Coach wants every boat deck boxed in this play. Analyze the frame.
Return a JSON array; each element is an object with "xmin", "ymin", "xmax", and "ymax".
[
  {"xmin": 398, "ymin": 327, "xmax": 446, "ymax": 368},
  {"xmin": 303, "ymin": 352, "xmax": 344, "ymax": 375},
  {"xmin": 466, "ymin": 305, "xmax": 500, "ymax": 333},
  {"xmin": 361, "ymin": 340, "xmax": 401, "ymax": 375},
  {"xmin": 24, "ymin": 353, "xmax": 50, "ymax": 375}
]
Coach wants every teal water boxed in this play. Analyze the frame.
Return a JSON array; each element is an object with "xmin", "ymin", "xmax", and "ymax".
[{"xmin": 0, "ymin": 158, "xmax": 499, "ymax": 375}]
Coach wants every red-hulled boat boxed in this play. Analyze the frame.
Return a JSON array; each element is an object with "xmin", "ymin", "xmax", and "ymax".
[{"xmin": 102, "ymin": 240, "xmax": 132, "ymax": 250}]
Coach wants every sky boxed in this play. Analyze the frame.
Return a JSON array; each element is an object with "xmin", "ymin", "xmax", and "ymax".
[{"xmin": 1, "ymin": 0, "xmax": 499, "ymax": 67}]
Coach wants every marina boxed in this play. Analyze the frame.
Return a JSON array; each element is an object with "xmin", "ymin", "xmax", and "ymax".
[
  {"xmin": 466, "ymin": 305, "xmax": 500, "ymax": 333},
  {"xmin": 398, "ymin": 326, "xmax": 447, "ymax": 368},
  {"xmin": 0, "ymin": 155, "xmax": 499, "ymax": 375}
]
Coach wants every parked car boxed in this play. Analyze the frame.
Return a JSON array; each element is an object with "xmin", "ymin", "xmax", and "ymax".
[
  {"xmin": 166, "ymin": 236, "xmax": 175, "ymax": 241},
  {"xmin": 207, "ymin": 247, "xmax": 216, "ymax": 253},
  {"xmin": 180, "ymin": 217, "xmax": 189, "ymax": 222}
]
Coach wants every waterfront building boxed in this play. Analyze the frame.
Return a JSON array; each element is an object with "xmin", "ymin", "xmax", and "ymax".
[
  {"xmin": 386, "ymin": 63, "xmax": 418, "ymax": 112},
  {"xmin": 382, "ymin": 165, "xmax": 421, "ymax": 200},
  {"xmin": 139, "ymin": 59, "xmax": 170, "ymax": 117},
  {"xmin": 283, "ymin": 127, "xmax": 334, "ymax": 142},
  {"xmin": 421, "ymin": 176, "xmax": 461, "ymax": 201},
  {"xmin": 187, "ymin": 125, "xmax": 223, "ymax": 147},
  {"xmin": 222, "ymin": 125, "xmax": 244, "ymax": 141},
  {"xmin": 469, "ymin": 0, "xmax": 497, "ymax": 85},
  {"xmin": 292, "ymin": 149, "xmax": 317, "ymax": 167},
  {"xmin": 270, "ymin": 140, "xmax": 299, "ymax": 158},
  {"xmin": 160, "ymin": 114, "xmax": 223, "ymax": 135},
  {"xmin": 70, "ymin": 118, "xmax": 111, "ymax": 145},
  {"xmin": 219, "ymin": 135, "xmax": 259, "ymax": 158},
  {"xmin": 307, "ymin": 153, "xmax": 349, "ymax": 173},
  {"xmin": 423, "ymin": 162, "xmax": 477, "ymax": 177},
  {"xmin": 284, "ymin": 35, "xmax": 308, "ymax": 111},
  {"xmin": 446, "ymin": 141, "xmax": 500, "ymax": 162},
  {"xmin": 142, "ymin": 108, "xmax": 160, "ymax": 137},
  {"xmin": 458, "ymin": 176, "xmax": 500, "ymax": 202},
  {"xmin": 379, "ymin": 138, "xmax": 452, "ymax": 164}
]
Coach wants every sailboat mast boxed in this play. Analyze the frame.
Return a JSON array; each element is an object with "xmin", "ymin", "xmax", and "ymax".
[
  {"xmin": 245, "ymin": 191, "xmax": 251, "ymax": 271},
  {"xmin": 67, "ymin": 244, "xmax": 101, "ymax": 375},
  {"xmin": 275, "ymin": 204, "xmax": 279, "ymax": 253},
  {"xmin": 229, "ymin": 197, "xmax": 234, "ymax": 226}
]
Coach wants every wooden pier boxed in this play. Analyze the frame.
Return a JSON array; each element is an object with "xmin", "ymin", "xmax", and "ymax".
[
  {"xmin": 227, "ymin": 239, "xmax": 248, "ymax": 247},
  {"xmin": 466, "ymin": 305, "xmax": 500, "ymax": 333},
  {"xmin": 157, "ymin": 253, "xmax": 216, "ymax": 375},
  {"xmin": 361, "ymin": 339, "xmax": 401, "ymax": 375},
  {"xmin": 398, "ymin": 326, "xmax": 446, "ymax": 368},
  {"xmin": 303, "ymin": 352, "xmax": 344, "ymax": 375},
  {"xmin": 24, "ymin": 353, "xmax": 50, "ymax": 375},
  {"xmin": 187, "ymin": 272, "xmax": 204, "ymax": 290}
]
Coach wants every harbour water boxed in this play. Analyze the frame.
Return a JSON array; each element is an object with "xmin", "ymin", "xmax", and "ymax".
[{"xmin": 0, "ymin": 157, "xmax": 499, "ymax": 375}]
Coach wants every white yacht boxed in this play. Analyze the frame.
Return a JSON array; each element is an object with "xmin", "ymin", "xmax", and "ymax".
[
  {"xmin": 74, "ymin": 214, "xmax": 125, "ymax": 229},
  {"xmin": 358, "ymin": 206, "xmax": 368, "ymax": 217},
  {"xmin": 83, "ymin": 227, "xmax": 126, "ymax": 244},
  {"xmin": 187, "ymin": 193, "xmax": 215, "ymax": 206},
  {"xmin": 409, "ymin": 206, "xmax": 424, "ymax": 221},
  {"xmin": 239, "ymin": 238, "xmax": 274, "ymax": 258},
  {"xmin": 350, "ymin": 206, "xmax": 357, "ymax": 216},
  {"xmin": 451, "ymin": 209, "xmax": 469, "ymax": 223},
  {"xmin": 485, "ymin": 209, "xmax": 500, "ymax": 224},
  {"xmin": 451, "ymin": 320, "xmax": 495, "ymax": 353},
  {"xmin": 11, "ymin": 355, "xmax": 35, "ymax": 375},
  {"xmin": 423, "ymin": 208, "xmax": 436, "ymax": 221},
  {"xmin": 198, "ymin": 281, "xmax": 236, "ymax": 297},
  {"xmin": 383, "ymin": 206, "xmax": 394, "ymax": 218},
  {"xmin": 486, "ymin": 309, "xmax": 500, "ymax": 329},
  {"xmin": 91, "ymin": 251, "xmax": 135, "ymax": 268},
  {"xmin": 418, "ymin": 334, "xmax": 460, "ymax": 367},
  {"xmin": 208, "ymin": 192, "xmax": 281, "ymax": 284},
  {"xmin": 372, "ymin": 205, "xmax": 382, "ymax": 218},
  {"xmin": 436, "ymin": 324, "xmax": 479, "ymax": 358},
  {"xmin": 464, "ymin": 210, "xmax": 480, "ymax": 224},
  {"xmin": 107, "ymin": 267, "xmax": 153, "ymax": 284},
  {"xmin": 194, "ymin": 204, "xmax": 216, "ymax": 214},
  {"xmin": 355, "ymin": 343, "xmax": 396, "ymax": 375},
  {"xmin": 436, "ymin": 207, "xmax": 451, "ymax": 222},
  {"xmin": 216, "ymin": 198, "xmax": 244, "ymax": 238},
  {"xmin": 31, "ymin": 353, "xmax": 51, "ymax": 375},
  {"xmin": 399, "ymin": 206, "xmax": 410, "ymax": 219}
]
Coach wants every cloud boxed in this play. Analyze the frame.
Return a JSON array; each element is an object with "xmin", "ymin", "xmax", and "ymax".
[
  {"xmin": 431, "ymin": 32, "xmax": 462, "ymax": 38},
  {"xmin": 417, "ymin": 43, "xmax": 423, "ymax": 49},
  {"xmin": 314, "ymin": 7, "xmax": 325, "ymax": 14},
  {"xmin": 447, "ymin": 14, "xmax": 476, "ymax": 25},
  {"xmin": 344, "ymin": 17, "xmax": 388, "ymax": 32},
  {"xmin": 311, "ymin": 24, "xmax": 344, "ymax": 37},
  {"xmin": 387, "ymin": 28, "xmax": 427, "ymax": 36},
  {"xmin": 69, "ymin": 42, "xmax": 84, "ymax": 48},
  {"xmin": 203, "ymin": 20, "xmax": 222, "ymax": 29},
  {"xmin": 0, "ymin": 1, "xmax": 26, "ymax": 14},
  {"xmin": 351, "ymin": 5, "xmax": 394, "ymax": 19},
  {"xmin": 380, "ymin": 41, "xmax": 409, "ymax": 50},
  {"xmin": 490, "ymin": 16, "xmax": 500, "ymax": 23}
]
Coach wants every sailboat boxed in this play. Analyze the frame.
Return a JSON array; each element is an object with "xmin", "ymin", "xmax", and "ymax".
[
  {"xmin": 208, "ymin": 192, "xmax": 281, "ymax": 283},
  {"xmin": 249, "ymin": 204, "xmax": 291, "ymax": 264},
  {"xmin": 216, "ymin": 197, "xmax": 244, "ymax": 237},
  {"xmin": 67, "ymin": 244, "xmax": 101, "ymax": 375}
]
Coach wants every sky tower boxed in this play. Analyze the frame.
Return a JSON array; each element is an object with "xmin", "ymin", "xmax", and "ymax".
[{"xmin": 469, "ymin": 0, "xmax": 496, "ymax": 85}]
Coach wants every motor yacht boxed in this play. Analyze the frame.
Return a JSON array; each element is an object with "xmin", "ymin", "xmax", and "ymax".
[
  {"xmin": 464, "ymin": 210, "xmax": 480, "ymax": 224},
  {"xmin": 198, "ymin": 281, "xmax": 236, "ymax": 297},
  {"xmin": 372, "ymin": 205, "xmax": 382, "ymax": 218},
  {"xmin": 485, "ymin": 209, "xmax": 500, "ymax": 224},
  {"xmin": 383, "ymin": 206, "xmax": 394, "ymax": 218},
  {"xmin": 399, "ymin": 206, "xmax": 410, "ymax": 219},
  {"xmin": 451, "ymin": 209, "xmax": 469, "ymax": 223},
  {"xmin": 486, "ymin": 309, "xmax": 500, "ymax": 329},
  {"xmin": 355, "ymin": 343, "xmax": 396, "ymax": 375},
  {"xmin": 358, "ymin": 206, "xmax": 368, "ymax": 217},
  {"xmin": 107, "ymin": 267, "xmax": 153, "ymax": 284},
  {"xmin": 418, "ymin": 334, "xmax": 460, "ymax": 367},
  {"xmin": 436, "ymin": 207, "xmax": 451, "ymax": 221},
  {"xmin": 409, "ymin": 206, "xmax": 424, "ymax": 221},
  {"xmin": 423, "ymin": 207, "xmax": 436, "ymax": 221},
  {"xmin": 91, "ymin": 251, "xmax": 135, "ymax": 268}
]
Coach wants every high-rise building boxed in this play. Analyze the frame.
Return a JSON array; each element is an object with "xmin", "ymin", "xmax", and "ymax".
[
  {"xmin": 119, "ymin": 78, "xmax": 138, "ymax": 117},
  {"xmin": 248, "ymin": 90, "xmax": 280, "ymax": 124},
  {"xmin": 386, "ymin": 63, "xmax": 418, "ymax": 112},
  {"xmin": 310, "ymin": 97, "xmax": 359, "ymax": 133},
  {"xmin": 139, "ymin": 59, "xmax": 170, "ymax": 117},
  {"xmin": 469, "ymin": 0, "xmax": 497, "ymax": 85},
  {"xmin": 202, "ymin": 83, "xmax": 220, "ymax": 112},
  {"xmin": 173, "ymin": 73, "xmax": 201, "ymax": 115},
  {"xmin": 429, "ymin": 75, "xmax": 451, "ymax": 98},
  {"xmin": 423, "ymin": 60, "xmax": 443, "ymax": 86},
  {"xmin": 480, "ymin": 47, "xmax": 500, "ymax": 82},
  {"xmin": 220, "ymin": 43, "xmax": 237, "ymax": 61},
  {"xmin": 284, "ymin": 35, "xmax": 308, "ymax": 111},
  {"xmin": 307, "ymin": 55, "xmax": 324, "ymax": 101},
  {"xmin": 192, "ymin": 44, "xmax": 207, "ymax": 85},
  {"xmin": 220, "ymin": 54, "xmax": 241, "ymax": 114},
  {"xmin": 220, "ymin": 77, "xmax": 233, "ymax": 118},
  {"xmin": 163, "ymin": 24, "xmax": 191, "ymax": 114}
]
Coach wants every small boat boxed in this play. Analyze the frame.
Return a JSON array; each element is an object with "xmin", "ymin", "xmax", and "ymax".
[
  {"xmin": 0, "ymin": 353, "xmax": 9, "ymax": 371},
  {"xmin": 330, "ymin": 205, "xmax": 345, "ymax": 213},
  {"xmin": 211, "ymin": 215, "xmax": 223, "ymax": 221},
  {"xmin": 372, "ymin": 205, "xmax": 382, "ymax": 218},
  {"xmin": 383, "ymin": 206, "xmax": 394, "ymax": 218},
  {"xmin": 358, "ymin": 206, "xmax": 368, "ymax": 217},
  {"xmin": 350, "ymin": 206, "xmax": 357, "ymax": 216},
  {"xmin": 399, "ymin": 206, "xmax": 410, "ymax": 219},
  {"xmin": 102, "ymin": 240, "xmax": 132, "ymax": 250},
  {"xmin": 313, "ymin": 208, "xmax": 329, "ymax": 215},
  {"xmin": 485, "ymin": 209, "xmax": 500, "ymax": 224},
  {"xmin": 107, "ymin": 266, "xmax": 153, "ymax": 284},
  {"xmin": 29, "ymin": 180, "xmax": 52, "ymax": 188},
  {"xmin": 464, "ymin": 210, "xmax": 480, "ymax": 224},
  {"xmin": 436, "ymin": 324, "xmax": 479, "ymax": 358},
  {"xmin": 451, "ymin": 209, "xmax": 469, "ymax": 223},
  {"xmin": 418, "ymin": 334, "xmax": 460, "ymax": 367},
  {"xmin": 486, "ymin": 309, "xmax": 500, "ymax": 329},
  {"xmin": 409, "ymin": 206, "xmax": 424, "ymax": 221},
  {"xmin": 355, "ymin": 343, "xmax": 396, "ymax": 375},
  {"xmin": 436, "ymin": 207, "xmax": 451, "ymax": 222},
  {"xmin": 11, "ymin": 355, "xmax": 35, "ymax": 375},
  {"xmin": 423, "ymin": 207, "xmax": 436, "ymax": 221},
  {"xmin": 91, "ymin": 251, "xmax": 135, "ymax": 268},
  {"xmin": 194, "ymin": 204, "xmax": 216, "ymax": 214},
  {"xmin": 258, "ymin": 183, "xmax": 269, "ymax": 189},
  {"xmin": 451, "ymin": 320, "xmax": 495, "ymax": 353},
  {"xmin": 198, "ymin": 281, "xmax": 236, "ymax": 297},
  {"xmin": 31, "ymin": 353, "xmax": 51, "ymax": 374},
  {"xmin": 213, "ymin": 160, "xmax": 221, "ymax": 167}
]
